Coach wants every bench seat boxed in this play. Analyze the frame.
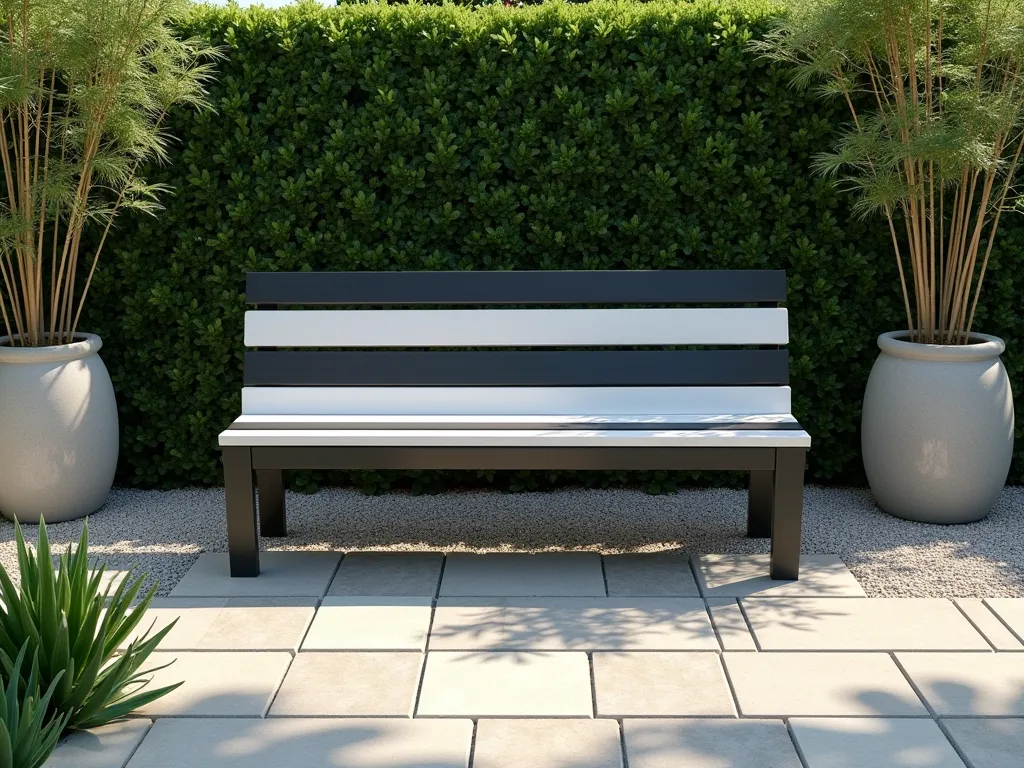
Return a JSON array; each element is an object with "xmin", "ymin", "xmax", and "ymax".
[{"xmin": 220, "ymin": 426, "xmax": 810, "ymax": 449}]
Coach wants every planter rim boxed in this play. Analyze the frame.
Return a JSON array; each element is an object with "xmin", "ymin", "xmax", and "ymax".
[
  {"xmin": 877, "ymin": 330, "xmax": 1005, "ymax": 362},
  {"xmin": 0, "ymin": 333, "xmax": 102, "ymax": 364}
]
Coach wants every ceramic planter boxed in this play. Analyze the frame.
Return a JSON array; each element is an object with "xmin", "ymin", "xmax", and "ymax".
[
  {"xmin": 861, "ymin": 330, "xmax": 1014, "ymax": 524},
  {"xmin": 0, "ymin": 333, "xmax": 118, "ymax": 523}
]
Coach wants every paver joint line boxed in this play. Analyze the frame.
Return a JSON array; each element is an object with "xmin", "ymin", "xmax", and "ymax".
[
  {"xmin": 784, "ymin": 720, "xmax": 813, "ymax": 768},
  {"xmin": 953, "ymin": 600, "xmax": 999, "ymax": 652},
  {"xmin": 984, "ymin": 598, "xmax": 1024, "ymax": 646},
  {"xmin": 734, "ymin": 599, "xmax": 762, "ymax": 652}
]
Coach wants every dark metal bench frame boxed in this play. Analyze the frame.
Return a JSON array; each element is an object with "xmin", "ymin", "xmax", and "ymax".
[{"xmin": 221, "ymin": 270, "xmax": 807, "ymax": 580}]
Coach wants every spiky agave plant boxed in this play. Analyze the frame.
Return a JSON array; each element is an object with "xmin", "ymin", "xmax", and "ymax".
[
  {"xmin": 0, "ymin": 519, "xmax": 181, "ymax": 731},
  {"xmin": 0, "ymin": 643, "xmax": 68, "ymax": 768},
  {"xmin": 752, "ymin": 0, "xmax": 1024, "ymax": 344}
]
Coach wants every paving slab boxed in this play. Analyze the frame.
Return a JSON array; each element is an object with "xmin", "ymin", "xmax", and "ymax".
[
  {"xmin": 602, "ymin": 553, "xmax": 699, "ymax": 597},
  {"xmin": 134, "ymin": 651, "xmax": 291, "ymax": 717},
  {"xmin": 439, "ymin": 553, "xmax": 605, "ymax": 597},
  {"xmin": 428, "ymin": 599, "xmax": 506, "ymax": 650},
  {"xmin": 46, "ymin": 719, "xmax": 152, "ymax": 768},
  {"xmin": 122, "ymin": 597, "xmax": 315, "ymax": 651},
  {"xmin": 623, "ymin": 719, "xmax": 803, "ymax": 768},
  {"xmin": 742, "ymin": 598, "xmax": 989, "ymax": 651},
  {"xmin": 896, "ymin": 653, "xmax": 1024, "ymax": 716},
  {"xmin": 416, "ymin": 651, "xmax": 593, "ymax": 716},
  {"xmin": 169, "ymin": 552, "xmax": 341, "ymax": 598},
  {"xmin": 119, "ymin": 598, "xmax": 227, "ymax": 650},
  {"xmin": 695, "ymin": 554, "xmax": 866, "ymax": 598},
  {"xmin": 95, "ymin": 568, "xmax": 130, "ymax": 596},
  {"xmin": 724, "ymin": 652, "xmax": 927, "ymax": 716},
  {"xmin": 790, "ymin": 718, "xmax": 965, "ymax": 768},
  {"xmin": 706, "ymin": 597, "xmax": 757, "ymax": 651},
  {"xmin": 327, "ymin": 552, "xmax": 444, "ymax": 597},
  {"xmin": 125, "ymin": 717, "xmax": 473, "ymax": 768},
  {"xmin": 983, "ymin": 599, "xmax": 1024, "ymax": 647},
  {"xmin": 301, "ymin": 596, "xmax": 433, "ymax": 651},
  {"xmin": 430, "ymin": 597, "xmax": 716, "ymax": 651},
  {"xmin": 473, "ymin": 719, "xmax": 623, "ymax": 768},
  {"xmin": 956, "ymin": 599, "xmax": 1024, "ymax": 651},
  {"xmin": 943, "ymin": 718, "xmax": 1024, "ymax": 768},
  {"xmin": 269, "ymin": 652, "xmax": 423, "ymax": 716},
  {"xmin": 593, "ymin": 652, "xmax": 735, "ymax": 716}
]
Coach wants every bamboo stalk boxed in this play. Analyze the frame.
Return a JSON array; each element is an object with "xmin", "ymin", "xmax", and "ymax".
[
  {"xmin": 887, "ymin": 209, "xmax": 915, "ymax": 337},
  {"xmin": 965, "ymin": 128, "xmax": 1024, "ymax": 335},
  {"xmin": 0, "ymin": 244, "xmax": 25, "ymax": 341}
]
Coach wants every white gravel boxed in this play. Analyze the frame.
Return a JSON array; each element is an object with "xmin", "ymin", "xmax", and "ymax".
[{"xmin": 1, "ymin": 485, "xmax": 1022, "ymax": 598}]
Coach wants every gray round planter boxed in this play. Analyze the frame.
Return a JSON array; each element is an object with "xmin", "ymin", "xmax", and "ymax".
[
  {"xmin": 0, "ymin": 333, "xmax": 118, "ymax": 523},
  {"xmin": 861, "ymin": 330, "xmax": 1014, "ymax": 524}
]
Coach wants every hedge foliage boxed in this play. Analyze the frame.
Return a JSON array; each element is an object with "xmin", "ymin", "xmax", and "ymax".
[{"xmin": 84, "ymin": 0, "xmax": 1024, "ymax": 491}]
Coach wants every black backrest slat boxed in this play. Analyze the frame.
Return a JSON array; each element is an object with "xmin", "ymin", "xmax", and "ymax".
[
  {"xmin": 245, "ymin": 270, "xmax": 786, "ymax": 306},
  {"xmin": 244, "ymin": 350, "xmax": 790, "ymax": 388}
]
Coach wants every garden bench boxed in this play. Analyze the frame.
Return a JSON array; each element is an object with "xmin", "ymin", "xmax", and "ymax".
[{"xmin": 218, "ymin": 270, "xmax": 811, "ymax": 578}]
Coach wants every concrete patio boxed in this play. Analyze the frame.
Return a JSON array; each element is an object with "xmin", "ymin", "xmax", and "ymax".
[{"xmin": 45, "ymin": 551, "xmax": 1023, "ymax": 768}]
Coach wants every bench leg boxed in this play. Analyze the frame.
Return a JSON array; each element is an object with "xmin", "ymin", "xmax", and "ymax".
[
  {"xmin": 747, "ymin": 470, "xmax": 774, "ymax": 538},
  {"xmin": 769, "ymin": 448, "xmax": 805, "ymax": 581},
  {"xmin": 223, "ymin": 447, "xmax": 260, "ymax": 577},
  {"xmin": 256, "ymin": 469, "xmax": 287, "ymax": 537}
]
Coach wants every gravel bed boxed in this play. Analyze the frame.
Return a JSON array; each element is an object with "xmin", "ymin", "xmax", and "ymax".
[{"xmin": 1, "ymin": 485, "xmax": 1022, "ymax": 598}]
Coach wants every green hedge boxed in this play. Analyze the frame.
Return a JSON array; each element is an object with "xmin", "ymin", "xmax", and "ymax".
[{"xmin": 84, "ymin": 0, "xmax": 1023, "ymax": 491}]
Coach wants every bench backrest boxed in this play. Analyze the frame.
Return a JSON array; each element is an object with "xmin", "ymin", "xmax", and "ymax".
[{"xmin": 241, "ymin": 270, "xmax": 792, "ymax": 417}]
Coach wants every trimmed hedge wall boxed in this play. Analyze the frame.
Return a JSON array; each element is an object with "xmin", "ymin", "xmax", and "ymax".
[{"xmin": 85, "ymin": 0, "xmax": 1023, "ymax": 491}]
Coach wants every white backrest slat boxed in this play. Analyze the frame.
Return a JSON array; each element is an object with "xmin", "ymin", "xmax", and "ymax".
[
  {"xmin": 244, "ymin": 308, "xmax": 789, "ymax": 347},
  {"xmin": 240, "ymin": 386, "xmax": 793, "ymax": 417}
]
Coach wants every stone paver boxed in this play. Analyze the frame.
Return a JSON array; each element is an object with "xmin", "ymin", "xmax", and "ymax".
[
  {"xmin": 169, "ymin": 552, "xmax": 341, "ymax": 598},
  {"xmin": 439, "ymin": 553, "xmax": 605, "ymax": 597},
  {"xmin": 270, "ymin": 652, "xmax": 423, "ymax": 717},
  {"xmin": 724, "ymin": 652, "xmax": 927, "ymax": 716},
  {"xmin": 126, "ymin": 718, "xmax": 473, "ymax": 768},
  {"xmin": 790, "ymin": 718, "xmax": 966, "ymax": 768},
  {"xmin": 428, "ymin": 599, "xmax": 506, "ymax": 650},
  {"xmin": 473, "ymin": 720, "xmax": 623, "ymax": 768},
  {"xmin": 95, "ymin": 568, "xmax": 130, "ymax": 596},
  {"xmin": 301, "ymin": 596, "xmax": 433, "ymax": 651},
  {"xmin": 120, "ymin": 598, "xmax": 225, "ymax": 650},
  {"xmin": 742, "ymin": 598, "xmax": 989, "ymax": 650},
  {"xmin": 430, "ymin": 597, "xmax": 716, "ymax": 651},
  {"xmin": 896, "ymin": 653, "xmax": 1024, "ymax": 716},
  {"xmin": 46, "ymin": 719, "xmax": 152, "ymax": 768},
  {"xmin": 943, "ymin": 718, "xmax": 1024, "ymax": 768},
  {"xmin": 135, "ymin": 651, "xmax": 291, "ymax": 717},
  {"xmin": 593, "ymin": 652, "xmax": 735, "ymax": 716},
  {"xmin": 123, "ymin": 597, "xmax": 315, "ymax": 652},
  {"xmin": 983, "ymin": 599, "xmax": 1024, "ymax": 647},
  {"xmin": 602, "ymin": 553, "xmax": 699, "ymax": 597},
  {"xmin": 417, "ymin": 651, "xmax": 593, "ymax": 716},
  {"xmin": 328, "ymin": 552, "xmax": 444, "ymax": 597},
  {"xmin": 706, "ymin": 597, "xmax": 757, "ymax": 651},
  {"xmin": 623, "ymin": 719, "xmax": 803, "ymax": 768},
  {"xmin": 956, "ymin": 599, "xmax": 1024, "ymax": 651},
  {"xmin": 695, "ymin": 554, "xmax": 866, "ymax": 597}
]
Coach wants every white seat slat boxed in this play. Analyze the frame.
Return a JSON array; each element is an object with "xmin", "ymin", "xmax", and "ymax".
[
  {"xmin": 227, "ymin": 414, "xmax": 801, "ymax": 429},
  {"xmin": 244, "ymin": 308, "xmax": 789, "ymax": 347},
  {"xmin": 218, "ymin": 428, "xmax": 812, "ymax": 449},
  {"xmin": 240, "ymin": 386, "xmax": 793, "ymax": 417}
]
